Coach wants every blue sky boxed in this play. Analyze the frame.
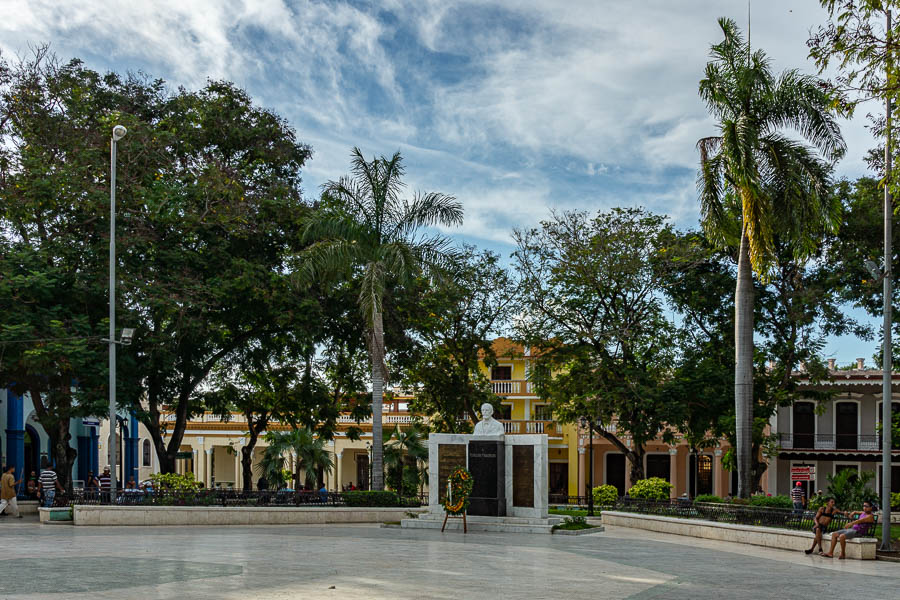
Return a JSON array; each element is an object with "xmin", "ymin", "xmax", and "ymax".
[{"xmin": 0, "ymin": 0, "xmax": 885, "ymax": 364}]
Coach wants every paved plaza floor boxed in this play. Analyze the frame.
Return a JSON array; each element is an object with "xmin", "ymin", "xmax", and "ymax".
[{"xmin": 1, "ymin": 516, "xmax": 898, "ymax": 599}]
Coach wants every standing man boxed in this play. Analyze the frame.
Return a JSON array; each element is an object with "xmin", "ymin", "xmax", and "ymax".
[
  {"xmin": 0, "ymin": 465, "xmax": 23, "ymax": 518},
  {"xmin": 791, "ymin": 481, "xmax": 804, "ymax": 514},
  {"xmin": 98, "ymin": 466, "xmax": 112, "ymax": 502},
  {"xmin": 38, "ymin": 459, "xmax": 62, "ymax": 508}
]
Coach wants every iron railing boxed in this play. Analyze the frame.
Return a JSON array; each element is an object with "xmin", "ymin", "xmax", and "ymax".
[
  {"xmin": 777, "ymin": 433, "xmax": 882, "ymax": 451},
  {"xmin": 614, "ymin": 498, "xmax": 877, "ymax": 535},
  {"xmin": 49, "ymin": 489, "xmax": 428, "ymax": 508},
  {"xmin": 548, "ymin": 494, "xmax": 591, "ymax": 507}
]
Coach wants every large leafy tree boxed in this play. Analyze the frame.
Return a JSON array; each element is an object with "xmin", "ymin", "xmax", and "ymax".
[
  {"xmin": 404, "ymin": 247, "xmax": 518, "ymax": 431},
  {"xmin": 514, "ymin": 208, "xmax": 679, "ymax": 483},
  {"xmin": 118, "ymin": 79, "xmax": 312, "ymax": 474},
  {"xmin": 0, "ymin": 50, "xmax": 147, "ymax": 488},
  {"xmin": 0, "ymin": 49, "xmax": 313, "ymax": 478},
  {"xmin": 696, "ymin": 18, "xmax": 845, "ymax": 496},
  {"xmin": 299, "ymin": 148, "xmax": 463, "ymax": 490}
]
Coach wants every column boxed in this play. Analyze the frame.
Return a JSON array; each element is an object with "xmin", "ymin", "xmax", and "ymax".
[
  {"xmin": 577, "ymin": 447, "xmax": 586, "ymax": 497},
  {"xmin": 89, "ymin": 427, "xmax": 99, "ymax": 474},
  {"xmin": 336, "ymin": 452, "xmax": 342, "ymax": 491},
  {"xmin": 124, "ymin": 414, "xmax": 139, "ymax": 486},
  {"xmin": 77, "ymin": 435, "xmax": 91, "ymax": 482},
  {"xmin": 5, "ymin": 389, "xmax": 24, "ymax": 482},
  {"xmin": 205, "ymin": 448, "xmax": 213, "ymax": 488},
  {"xmin": 669, "ymin": 448, "xmax": 679, "ymax": 498},
  {"xmin": 234, "ymin": 442, "xmax": 243, "ymax": 488},
  {"xmin": 714, "ymin": 448, "xmax": 726, "ymax": 497}
]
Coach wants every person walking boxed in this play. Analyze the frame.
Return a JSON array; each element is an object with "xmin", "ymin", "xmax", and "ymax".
[
  {"xmin": 38, "ymin": 460, "xmax": 62, "ymax": 508},
  {"xmin": 0, "ymin": 465, "xmax": 23, "ymax": 518}
]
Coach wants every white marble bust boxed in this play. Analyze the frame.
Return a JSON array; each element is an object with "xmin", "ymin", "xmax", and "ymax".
[{"xmin": 473, "ymin": 402, "xmax": 505, "ymax": 436}]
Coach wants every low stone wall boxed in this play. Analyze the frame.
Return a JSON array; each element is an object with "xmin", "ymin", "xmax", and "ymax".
[
  {"xmin": 602, "ymin": 511, "xmax": 877, "ymax": 560},
  {"xmin": 17, "ymin": 500, "xmax": 39, "ymax": 515},
  {"xmin": 73, "ymin": 505, "xmax": 425, "ymax": 527}
]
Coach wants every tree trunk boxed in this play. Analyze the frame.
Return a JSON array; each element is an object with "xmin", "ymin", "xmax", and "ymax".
[
  {"xmin": 49, "ymin": 419, "xmax": 77, "ymax": 493},
  {"xmin": 627, "ymin": 448, "xmax": 645, "ymax": 484},
  {"xmin": 370, "ymin": 309, "xmax": 385, "ymax": 491},
  {"xmin": 735, "ymin": 230, "xmax": 755, "ymax": 498}
]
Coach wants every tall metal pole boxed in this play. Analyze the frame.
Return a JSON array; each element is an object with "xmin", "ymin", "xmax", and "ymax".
[
  {"xmin": 882, "ymin": 9, "xmax": 894, "ymax": 553},
  {"xmin": 588, "ymin": 422, "xmax": 594, "ymax": 516},
  {"xmin": 108, "ymin": 126, "xmax": 126, "ymax": 500}
]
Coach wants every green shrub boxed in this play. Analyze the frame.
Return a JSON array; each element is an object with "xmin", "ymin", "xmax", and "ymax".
[
  {"xmin": 553, "ymin": 515, "xmax": 593, "ymax": 531},
  {"xmin": 592, "ymin": 484, "xmax": 619, "ymax": 506},
  {"xmin": 891, "ymin": 492, "xmax": 900, "ymax": 510},
  {"xmin": 748, "ymin": 494, "xmax": 792, "ymax": 509},
  {"xmin": 826, "ymin": 469, "xmax": 878, "ymax": 510},
  {"xmin": 342, "ymin": 490, "xmax": 401, "ymax": 507},
  {"xmin": 728, "ymin": 497, "xmax": 750, "ymax": 505},
  {"xmin": 694, "ymin": 494, "xmax": 724, "ymax": 504},
  {"xmin": 628, "ymin": 477, "xmax": 673, "ymax": 500},
  {"xmin": 148, "ymin": 472, "xmax": 201, "ymax": 492}
]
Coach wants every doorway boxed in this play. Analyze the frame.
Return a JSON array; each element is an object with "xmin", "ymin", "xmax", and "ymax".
[
  {"xmin": 835, "ymin": 402, "xmax": 858, "ymax": 450},
  {"xmin": 793, "ymin": 402, "xmax": 815, "ymax": 449},
  {"xmin": 606, "ymin": 453, "xmax": 626, "ymax": 495},
  {"xmin": 690, "ymin": 454, "xmax": 714, "ymax": 496},
  {"xmin": 549, "ymin": 463, "xmax": 568, "ymax": 497},
  {"xmin": 356, "ymin": 454, "xmax": 369, "ymax": 491}
]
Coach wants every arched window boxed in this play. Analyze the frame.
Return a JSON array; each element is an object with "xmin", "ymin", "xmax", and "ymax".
[{"xmin": 142, "ymin": 439, "xmax": 152, "ymax": 467}]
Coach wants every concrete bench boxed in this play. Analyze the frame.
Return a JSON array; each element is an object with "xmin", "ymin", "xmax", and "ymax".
[{"xmin": 602, "ymin": 511, "xmax": 877, "ymax": 559}]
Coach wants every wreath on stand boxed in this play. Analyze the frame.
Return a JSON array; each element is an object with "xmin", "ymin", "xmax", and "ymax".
[{"xmin": 443, "ymin": 467, "xmax": 473, "ymax": 515}]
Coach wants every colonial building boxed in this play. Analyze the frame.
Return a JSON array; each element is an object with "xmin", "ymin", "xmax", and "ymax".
[{"xmin": 768, "ymin": 358, "xmax": 900, "ymax": 497}]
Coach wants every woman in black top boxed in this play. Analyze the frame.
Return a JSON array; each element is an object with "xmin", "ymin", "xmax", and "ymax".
[{"xmin": 805, "ymin": 497, "xmax": 843, "ymax": 554}]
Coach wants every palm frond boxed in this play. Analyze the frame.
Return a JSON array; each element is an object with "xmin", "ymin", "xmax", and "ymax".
[
  {"xmin": 391, "ymin": 191, "xmax": 464, "ymax": 240},
  {"xmin": 767, "ymin": 70, "xmax": 846, "ymax": 161}
]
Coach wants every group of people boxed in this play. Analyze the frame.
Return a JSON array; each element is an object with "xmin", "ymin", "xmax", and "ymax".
[
  {"xmin": 805, "ymin": 497, "xmax": 877, "ymax": 559},
  {"xmin": 0, "ymin": 459, "xmax": 65, "ymax": 517}
]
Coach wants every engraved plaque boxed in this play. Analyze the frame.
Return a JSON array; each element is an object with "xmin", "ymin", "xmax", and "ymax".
[
  {"xmin": 512, "ymin": 445, "xmax": 534, "ymax": 507},
  {"xmin": 467, "ymin": 440, "xmax": 505, "ymax": 516},
  {"xmin": 438, "ymin": 444, "xmax": 466, "ymax": 502}
]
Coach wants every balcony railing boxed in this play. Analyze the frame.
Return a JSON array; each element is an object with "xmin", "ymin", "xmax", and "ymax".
[
  {"xmin": 490, "ymin": 380, "xmax": 534, "ymax": 395},
  {"xmin": 499, "ymin": 420, "xmax": 559, "ymax": 436},
  {"xmin": 777, "ymin": 432, "xmax": 881, "ymax": 451}
]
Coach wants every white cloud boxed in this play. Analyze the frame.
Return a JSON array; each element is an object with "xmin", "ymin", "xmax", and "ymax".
[{"xmin": 0, "ymin": 0, "xmax": 878, "ymax": 251}]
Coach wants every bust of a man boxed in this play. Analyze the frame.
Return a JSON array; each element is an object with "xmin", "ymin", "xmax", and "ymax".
[{"xmin": 473, "ymin": 402, "xmax": 505, "ymax": 436}]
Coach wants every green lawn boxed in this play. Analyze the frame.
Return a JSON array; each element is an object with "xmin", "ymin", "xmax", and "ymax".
[
  {"xmin": 549, "ymin": 508, "xmax": 590, "ymax": 517},
  {"xmin": 872, "ymin": 523, "xmax": 900, "ymax": 543}
]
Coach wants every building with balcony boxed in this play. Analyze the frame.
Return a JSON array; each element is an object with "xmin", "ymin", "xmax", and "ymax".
[{"xmin": 768, "ymin": 358, "xmax": 900, "ymax": 498}]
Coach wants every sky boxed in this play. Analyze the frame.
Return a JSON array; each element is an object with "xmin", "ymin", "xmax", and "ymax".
[{"xmin": 0, "ymin": 0, "xmax": 887, "ymax": 364}]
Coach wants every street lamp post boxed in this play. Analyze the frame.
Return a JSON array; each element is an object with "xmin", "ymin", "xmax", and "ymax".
[
  {"xmin": 581, "ymin": 417, "xmax": 595, "ymax": 516},
  {"xmin": 881, "ymin": 9, "xmax": 894, "ymax": 552},
  {"xmin": 108, "ymin": 125, "xmax": 126, "ymax": 500}
]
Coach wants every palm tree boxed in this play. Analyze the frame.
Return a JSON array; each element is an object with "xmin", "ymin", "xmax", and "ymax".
[
  {"xmin": 301, "ymin": 148, "xmax": 463, "ymax": 490},
  {"xmin": 258, "ymin": 428, "xmax": 335, "ymax": 490},
  {"xmin": 384, "ymin": 424, "xmax": 428, "ymax": 495},
  {"xmin": 696, "ymin": 18, "xmax": 844, "ymax": 497}
]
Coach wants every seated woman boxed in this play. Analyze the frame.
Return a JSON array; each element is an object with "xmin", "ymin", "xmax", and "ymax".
[
  {"xmin": 822, "ymin": 501, "xmax": 876, "ymax": 559},
  {"xmin": 805, "ymin": 497, "xmax": 843, "ymax": 555}
]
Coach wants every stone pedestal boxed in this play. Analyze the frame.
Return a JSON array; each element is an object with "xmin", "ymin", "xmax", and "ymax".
[
  {"xmin": 467, "ymin": 439, "xmax": 505, "ymax": 517},
  {"xmin": 427, "ymin": 433, "xmax": 548, "ymax": 519}
]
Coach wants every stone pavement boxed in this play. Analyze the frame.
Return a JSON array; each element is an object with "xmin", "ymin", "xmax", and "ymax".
[{"xmin": 0, "ymin": 517, "xmax": 898, "ymax": 599}]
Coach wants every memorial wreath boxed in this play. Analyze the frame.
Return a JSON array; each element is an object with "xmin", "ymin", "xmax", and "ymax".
[{"xmin": 443, "ymin": 467, "xmax": 473, "ymax": 515}]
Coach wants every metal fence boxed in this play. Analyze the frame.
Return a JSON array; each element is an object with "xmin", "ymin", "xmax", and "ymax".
[
  {"xmin": 613, "ymin": 498, "xmax": 875, "ymax": 534},
  {"xmin": 47, "ymin": 489, "xmax": 428, "ymax": 508},
  {"xmin": 548, "ymin": 494, "xmax": 590, "ymax": 507}
]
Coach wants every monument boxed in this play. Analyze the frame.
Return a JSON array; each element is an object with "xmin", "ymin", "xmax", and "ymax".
[{"xmin": 403, "ymin": 403, "xmax": 560, "ymax": 533}]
